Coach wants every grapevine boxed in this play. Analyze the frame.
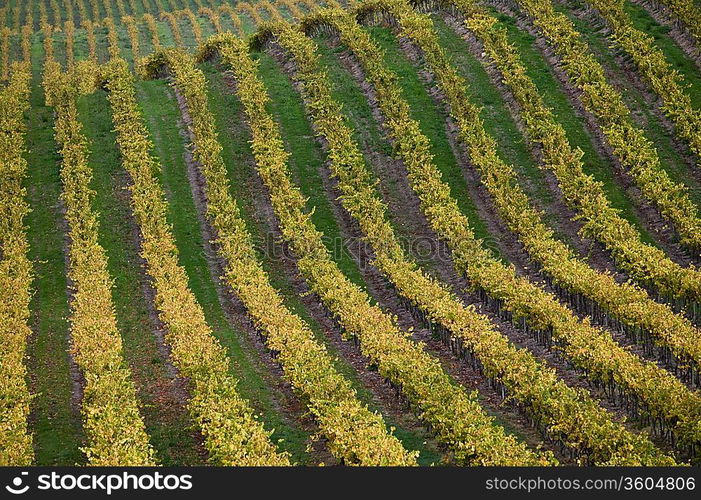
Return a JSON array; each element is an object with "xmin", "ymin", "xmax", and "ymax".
[
  {"xmin": 502, "ymin": 0, "xmax": 701, "ymax": 251},
  {"xmin": 582, "ymin": 0, "xmax": 701, "ymax": 171},
  {"xmin": 143, "ymin": 49, "xmax": 418, "ymax": 466},
  {"xmin": 102, "ymin": 57, "xmax": 291, "ymax": 466},
  {"xmin": 0, "ymin": 62, "xmax": 34, "ymax": 466},
  {"xmin": 43, "ymin": 56, "xmax": 156, "ymax": 466},
  {"xmin": 297, "ymin": 6, "xmax": 701, "ymax": 451},
  {"xmin": 199, "ymin": 33, "xmax": 560, "ymax": 467},
  {"xmin": 270, "ymin": 21, "xmax": 677, "ymax": 465},
  {"xmin": 359, "ymin": 0, "xmax": 701, "ymax": 378}
]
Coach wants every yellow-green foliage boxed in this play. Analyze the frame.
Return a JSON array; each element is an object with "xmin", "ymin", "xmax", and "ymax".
[
  {"xmin": 43, "ymin": 59, "xmax": 156, "ymax": 466},
  {"xmin": 199, "ymin": 7, "xmax": 223, "ymax": 33},
  {"xmin": 161, "ymin": 11, "xmax": 183, "ymax": 46},
  {"xmin": 102, "ymin": 58, "xmax": 291, "ymax": 466},
  {"xmin": 272, "ymin": 15, "xmax": 679, "ymax": 465},
  {"xmin": 584, "ymin": 0, "xmax": 701, "ymax": 171},
  {"xmin": 123, "ymin": 15, "xmax": 140, "ymax": 62},
  {"xmin": 0, "ymin": 62, "xmax": 34, "ymax": 466},
  {"xmin": 302, "ymin": 5, "xmax": 700, "ymax": 455},
  {"xmin": 199, "ymin": 33, "xmax": 555, "ymax": 466},
  {"xmin": 505, "ymin": 0, "xmax": 701, "ymax": 251},
  {"xmin": 452, "ymin": 10, "xmax": 701, "ymax": 370},
  {"xmin": 143, "ymin": 13, "xmax": 161, "ymax": 50},
  {"xmin": 143, "ymin": 49, "xmax": 417, "ymax": 466},
  {"xmin": 177, "ymin": 9, "xmax": 202, "ymax": 45}
]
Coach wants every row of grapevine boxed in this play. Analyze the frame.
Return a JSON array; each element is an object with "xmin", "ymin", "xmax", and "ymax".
[
  {"xmin": 103, "ymin": 15, "xmax": 121, "ymax": 58},
  {"xmin": 76, "ymin": 0, "xmax": 90, "ymax": 27},
  {"xmin": 0, "ymin": 10, "xmax": 41, "ymax": 69},
  {"xmin": 1, "ymin": 2, "xmax": 9, "ymax": 28},
  {"xmin": 127, "ymin": 0, "xmax": 138, "ymax": 17},
  {"xmin": 16, "ymin": 3, "xmax": 23, "ymax": 31},
  {"xmin": 358, "ymin": 0, "xmax": 701, "ymax": 377},
  {"xmin": 85, "ymin": 20, "xmax": 98, "ymax": 60},
  {"xmin": 161, "ymin": 11, "xmax": 183, "ymax": 46},
  {"xmin": 238, "ymin": 2, "xmax": 265, "ymax": 26},
  {"xmin": 48, "ymin": 0, "xmax": 61, "ymax": 25},
  {"xmin": 41, "ymin": 19, "xmax": 52, "ymax": 62},
  {"xmin": 199, "ymin": 33, "xmax": 555, "ymax": 466},
  {"xmin": 583, "ymin": 0, "xmax": 701, "ymax": 168},
  {"xmin": 298, "ymin": 0, "xmax": 343, "ymax": 11},
  {"xmin": 449, "ymin": 0, "xmax": 701, "ymax": 296},
  {"xmin": 4, "ymin": 2, "xmax": 20, "ymax": 32},
  {"xmin": 65, "ymin": 20, "xmax": 75, "ymax": 69},
  {"xmin": 178, "ymin": 9, "xmax": 202, "ymax": 45},
  {"xmin": 218, "ymin": 4, "xmax": 243, "ymax": 35},
  {"xmin": 500, "ymin": 0, "xmax": 701, "ymax": 251},
  {"xmin": 271, "ymin": 22, "xmax": 675, "ymax": 465},
  {"xmin": 43, "ymin": 57, "xmax": 156, "ymax": 465},
  {"xmin": 295, "ymin": 0, "xmax": 316, "ymax": 12},
  {"xmin": 142, "ymin": 48, "xmax": 418, "ymax": 466},
  {"xmin": 89, "ymin": 0, "xmax": 100, "ymax": 23},
  {"xmin": 25, "ymin": 4, "xmax": 34, "ymax": 34},
  {"xmin": 65, "ymin": 0, "xmax": 75, "ymax": 25},
  {"xmin": 260, "ymin": 0, "xmax": 286, "ymax": 23},
  {"xmin": 1, "ymin": 27, "xmax": 9, "ymax": 81},
  {"xmin": 14, "ymin": 0, "xmax": 220, "ymax": 36},
  {"xmin": 115, "ymin": 0, "xmax": 128, "ymax": 18},
  {"xmin": 38, "ymin": 1, "xmax": 48, "ymax": 30},
  {"xmin": 21, "ymin": 24, "xmax": 30, "ymax": 63},
  {"xmin": 102, "ymin": 0, "xmax": 116, "ymax": 20},
  {"xmin": 301, "ymin": 7, "xmax": 701, "ymax": 451},
  {"xmin": 124, "ymin": 14, "xmax": 140, "ymax": 61},
  {"xmin": 143, "ymin": 13, "xmax": 161, "ymax": 49},
  {"xmin": 0, "ymin": 62, "xmax": 34, "ymax": 466},
  {"xmin": 100, "ymin": 56, "xmax": 291, "ymax": 466},
  {"xmin": 280, "ymin": 0, "xmax": 304, "ymax": 19},
  {"xmin": 277, "ymin": 0, "xmax": 341, "ymax": 19}
]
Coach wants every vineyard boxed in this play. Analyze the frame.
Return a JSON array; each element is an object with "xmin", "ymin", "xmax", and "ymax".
[{"xmin": 2, "ymin": 0, "xmax": 701, "ymax": 467}]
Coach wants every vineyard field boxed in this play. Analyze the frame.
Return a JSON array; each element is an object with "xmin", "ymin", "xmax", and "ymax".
[{"xmin": 2, "ymin": 0, "xmax": 701, "ymax": 468}]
